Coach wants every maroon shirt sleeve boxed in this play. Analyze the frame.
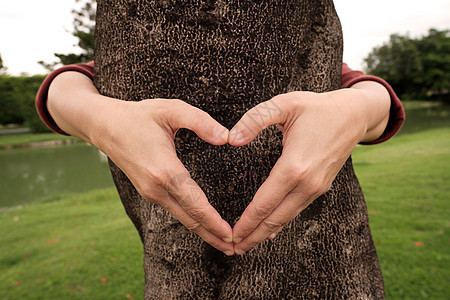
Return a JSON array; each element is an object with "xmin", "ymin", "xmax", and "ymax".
[
  {"xmin": 36, "ymin": 61, "xmax": 405, "ymax": 144},
  {"xmin": 342, "ymin": 63, "xmax": 405, "ymax": 145},
  {"xmin": 35, "ymin": 61, "xmax": 95, "ymax": 135}
]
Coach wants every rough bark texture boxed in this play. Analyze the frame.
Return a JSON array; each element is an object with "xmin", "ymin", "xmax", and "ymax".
[{"xmin": 94, "ymin": 1, "xmax": 385, "ymax": 298}]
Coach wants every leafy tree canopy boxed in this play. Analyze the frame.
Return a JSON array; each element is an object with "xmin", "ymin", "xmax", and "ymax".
[
  {"xmin": 364, "ymin": 28, "xmax": 450, "ymax": 101},
  {"xmin": 0, "ymin": 74, "xmax": 48, "ymax": 131}
]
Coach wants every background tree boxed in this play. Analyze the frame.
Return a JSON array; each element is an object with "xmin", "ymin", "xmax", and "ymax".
[
  {"xmin": 0, "ymin": 54, "xmax": 25, "ymax": 126},
  {"xmin": 0, "ymin": 52, "xmax": 7, "ymax": 75},
  {"xmin": 39, "ymin": 0, "xmax": 96, "ymax": 71},
  {"xmin": 418, "ymin": 29, "xmax": 450, "ymax": 99},
  {"xmin": 15, "ymin": 75, "xmax": 49, "ymax": 132},
  {"xmin": 364, "ymin": 28, "xmax": 449, "ymax": 101},
  {"xmin": 0, "ymin": 75, "xmax": 47, "ymax": 131},
  {"xmin": 0, "ymin": 0, "xmax": 96, "ymax": 131},
  {"xmin": 0, "ymin": 75, "xmax": 25, "ymax": 125}
]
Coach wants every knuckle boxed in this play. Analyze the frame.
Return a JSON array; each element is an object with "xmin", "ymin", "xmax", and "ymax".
[
  {"xmin": 184, "ymin": 221, "xmax": 204, "ymax": 234},
  {"xmin": 190, "ymin": 108, "xmax": 208, "ymax": 128},
  {"xmin": 250, "ymin": 202, "xmax": 273, "ymax": 219},
  {"xmin": 262, "ymin": 218, "xmax": 285, "ymax": 232},
  {"xmin": 187, "ymin": 206, "xmax": 207, "ymax": 222},
  {"xmin": 149, "ymin": 167, "xmax": 171, "ymax": 188},
  {"xmin": 165, "ymin": 169, "xmax": 191, "ymax": 193},
  {"xmin": 304, "ymin": 177, "xmax": 325, "ymax": 198},
  {"xmin": 273, "ymin": 92, "xmax": 297, "ymax": 109},
  {"xmin": 270, "ymin": 93, "xmax": 288, "ymax": 106},
  {"xmin": 139, "ymin": 184, "xmax": 155, "ymax": 201},
  {"xmin": 138, "ymin": 182, "xmax": 168, "ymax": 205},
  {"xmin": 286, "ymin": 163, "xmax": 310, "ymax": 184},
  {"xmin": 150, "ymin": 99, "xmax": 167, "ymax": 115}
]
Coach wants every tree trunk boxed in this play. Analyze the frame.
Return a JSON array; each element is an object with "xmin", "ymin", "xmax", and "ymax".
[{"xmin": 94, "ymin": 0, "xmax": 385, "ymax": 298}]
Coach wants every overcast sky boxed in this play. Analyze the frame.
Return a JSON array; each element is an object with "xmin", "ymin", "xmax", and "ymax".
[{"xmin": 0, "ymin": 0, "xmax": 449, "ymax": 75}]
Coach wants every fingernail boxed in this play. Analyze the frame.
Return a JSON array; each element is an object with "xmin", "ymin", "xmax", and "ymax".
[
  {"xmin": 233, "ymin": 237, "xmax": 242, "ymax": 244},
  {"xmin": 235, "ymin": 248, "xmax": 245, "ymax": 255},
  {"xmin": 268, "ymin": 233, "xmax": 277, "ymax": 240},
  {"xmin": 223, "ymin": 237, "xmax": 233, "ymax": 243},
  {"xmin": 229, "ymin": 127, "xmax": 242, "ymax": 144},
  {"xmin": 224, "ymin": 250, "xmax": 234, "ymax": 256},
  {"xmin": 213, "ymin": 125, "xmax": 228, "ymax": 142},
  {"xmin": 228, "ymin": 127, "xmax": 236, "ymax": 143}
]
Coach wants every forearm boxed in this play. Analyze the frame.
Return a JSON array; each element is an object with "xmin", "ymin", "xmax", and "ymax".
[
  {"xmin": 47, "ymin": 70, "xmax": 391, "ymax": 147},
  {"xmin": 47, "ymin": 71, "xmax": 122, "ymax": 146},
  {"xmin": 327, "ymin": 80, "xmax": 391, "ymax": 144}
]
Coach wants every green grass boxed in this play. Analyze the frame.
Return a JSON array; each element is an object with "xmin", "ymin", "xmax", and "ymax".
[
  {"xmin": 0, "ymin": 132, "xmax": 78, "ymax": 149},
  {"xmin": 0, "ymin": 128, "xmax": 448, "ymax": 299},
  {"xmin": 352, "ymin": 128, "xmax": 449, "ymax": 299},
  {"xmin": 0, "ymin": 189, "xmax": 144, "ymax": 300}
]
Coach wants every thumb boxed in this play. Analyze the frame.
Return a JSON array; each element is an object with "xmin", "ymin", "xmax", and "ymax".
[
  {"xmin": 228, "ymin": 98, "xmax": 286, "ymax": 146},
  {"xmin": 163, "ymin": 99, "xmax": 229, "ymax": 145}
]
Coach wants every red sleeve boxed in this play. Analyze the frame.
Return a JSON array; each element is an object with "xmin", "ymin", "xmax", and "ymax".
[
  {"xmin": 35, "ymin": 61, "xmax": 95, "ymax": 135},
  {"xmin": 37, "ymin": 61, "xmax": 404, "ymax": 141},
  {"xmin": 341, "ymin": 63, "xmax": 405, "ymax": 145}
]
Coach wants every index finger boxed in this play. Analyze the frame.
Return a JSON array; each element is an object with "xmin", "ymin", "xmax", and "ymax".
[
  {"xmin": 232, "ymin": 158, "xmax": 296, "ymax": 243},
  {"xmin": 228, "ymin": 97, "xmax": 287, "ymax": 146},
  {"xmin": 166, "ymin": 167, "xmax": 233, "ymax": 243},
  {"xmin": 161, "ymin": 99, "xmax": 229, "ymax": 145},
  {"xmin": 161, "ymin": 192, "xmax": 234, "ymax": 255}
]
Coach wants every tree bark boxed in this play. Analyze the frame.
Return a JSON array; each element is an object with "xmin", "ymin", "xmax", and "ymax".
[{"xmin": 94, "ymin": 0, "xmax": 385, "ymax": 298}]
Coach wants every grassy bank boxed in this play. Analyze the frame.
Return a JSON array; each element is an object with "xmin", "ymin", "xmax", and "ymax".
[
  {"xmin": 0, "ymin": 189, "xmax": 144, "ymax": 299},
  {"xmin": 352, "ymin": 128, "xmax": 449, "ymax": 299},
  {"xmin": 0, "ymin": 132, "xmax": 79, "ymax": 149},
  {"xmin": 1, "ymin": 128, "xmax": 449, "ymax": 299}
]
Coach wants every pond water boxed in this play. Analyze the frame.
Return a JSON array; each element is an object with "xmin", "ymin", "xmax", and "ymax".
[
  {"xmin": 397, "ymin": 103, "xmax": 450, "ymax": 135},
  {"xmin": 0, "ymin": 143, "xmax": 114, "ymax": 208},
  {"xmin": 1, "ymin": 103, "xmax": 449, "ymax": 209}
]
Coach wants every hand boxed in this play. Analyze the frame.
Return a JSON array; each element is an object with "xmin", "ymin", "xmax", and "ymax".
[
  {"xmin": 97, "ymin": 98, "xmax": 236, "ymax": 253},
  {"xmin": 48, "ymin": 72, "xmax": 389, "ymax": 256},
  {"xmin": 48, "ymin": 72, "xmax": 234, "ymax": 255},
  {"xmin": 229, "ymin": 86, "xmax": 390, "ymax": 254}
]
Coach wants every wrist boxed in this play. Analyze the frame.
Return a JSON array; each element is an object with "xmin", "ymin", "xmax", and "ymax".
[
  {"xmin": 323, "ymin": 82, "xmax": 390, "ymax": 144},
  {"xmin": 47, "ymin": 71, "xmax": 120, "ymax": 146},
  {"xmin": 86, "ymin": 95, "xmax": 131, "ymax": 151},
  {"xmin": 348, "ymin": 81, "xmax": 391, "ymax": 143},
  {"xmin": 323, "ymin": 88, "xmax": 372, "ymax": 143}
]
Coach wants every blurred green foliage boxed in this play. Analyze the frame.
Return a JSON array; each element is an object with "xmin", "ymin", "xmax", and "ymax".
[
  {"xmin": 0, "ymin": 0, "xmax": 96, "ymax": 131},
  {"xmin": 0, "ymin": 75, "xmax": 49, "ymax": 132},
  {"xmin": 364, "ymin": 29, "xmax": 450, "ymax": 102}
]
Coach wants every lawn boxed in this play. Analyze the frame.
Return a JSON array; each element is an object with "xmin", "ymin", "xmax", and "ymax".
[
  {"xmin": 0, "ymin": 128, "xmax": 448, "ymax": 299},
  {"xmin": 0, "ymin": 189, "xmax": 144, "ymax": 300},
  {"xmin": 352, "ymin": 127, "xmax": 449, "ymax": 299}
]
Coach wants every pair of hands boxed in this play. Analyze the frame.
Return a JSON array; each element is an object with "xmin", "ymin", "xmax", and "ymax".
[
  {"xmin": 48, "ymin": 72, "xmax": 390, "ymax": 256},
  {"xmin": 89, "ymin": 90, "xmax": 381, "ymax": 256}
]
